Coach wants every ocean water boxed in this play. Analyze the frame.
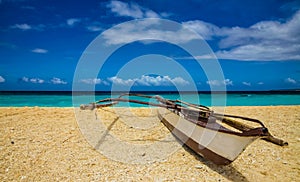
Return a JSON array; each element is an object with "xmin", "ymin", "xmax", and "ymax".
[{"xmin": 0, "ymin": 92, "xmax": 299, "ymax": 107}]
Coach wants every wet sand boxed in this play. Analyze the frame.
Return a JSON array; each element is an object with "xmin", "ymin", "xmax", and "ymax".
[{"xmin": 0, "ymin": 106, "xmax": 299, "ymax": 181}]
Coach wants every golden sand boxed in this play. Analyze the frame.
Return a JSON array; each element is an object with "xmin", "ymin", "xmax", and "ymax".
[{"xmin": 0, "ymin": 106, "xmax": 299, "ymax": 181}]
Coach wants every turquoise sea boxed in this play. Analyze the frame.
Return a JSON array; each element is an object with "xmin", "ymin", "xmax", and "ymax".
[{"xmin": 0, "ymin": 91, "xmax": 299, "ymax": 107}]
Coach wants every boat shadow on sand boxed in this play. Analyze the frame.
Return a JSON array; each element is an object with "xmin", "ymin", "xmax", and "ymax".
[
  {"xmin": 182, "ymin": 144, "xmax": 249, "ymax": 182},
  {"xmin": 90, "ymin": 108, "xmax": 249, "ymax": 181}
]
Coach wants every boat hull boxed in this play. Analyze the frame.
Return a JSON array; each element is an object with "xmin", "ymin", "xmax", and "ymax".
[{"xmin": 157, "ymin": 108, "xmax": 259, "ymax": 165}]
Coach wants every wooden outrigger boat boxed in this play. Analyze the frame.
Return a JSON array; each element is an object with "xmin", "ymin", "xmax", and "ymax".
[{"xmin": 80, "ymin": 93, "xmax": 287, "ymax": 165}]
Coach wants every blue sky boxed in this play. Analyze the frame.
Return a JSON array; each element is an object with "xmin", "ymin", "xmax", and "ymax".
[{"xmin": 0, "ymin": 0, "xmax": 299, "ymax": 91}]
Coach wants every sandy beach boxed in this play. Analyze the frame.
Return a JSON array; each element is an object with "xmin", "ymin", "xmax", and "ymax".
[{"xmin": 0, "ymin": 106, "xmax": 299, "ymax": 181}]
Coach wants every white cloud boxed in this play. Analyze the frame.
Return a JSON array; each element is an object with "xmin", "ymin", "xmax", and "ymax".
[
  {"xmin": 285, "ymin": 77, "xmax": 297, "ymax": 84},
  {"xmin": 182, "ymin": 10, "xmax": 300, "ymax": 61},
  {"xmin": 30, "ymin": 78, "xmax": 44, "ymax": 84},
  {"xmin": 144, "ymin": 10, "xmax": 160, "ymax": 18},
  {"xmin": 32, "ymin": 48, "xmax": 48, "ymax": 54},
  {"xmin": 22, "ymin": 77, "xmax": 44, "ymax": 84},
  {"xmin": 21, "ymin": 77, "xmax": 67, "ymax": 84},
  {"xmin": 101, "ymin": 9, "xmax": 300, "ymax": 61},
  {"xmin": 86, "ymin": 25, "xmax": 102, "ymax": 32},
  {"xmin": 206, "ymin": 79, "xmax": 233, "ymax": 86},
  {"xmin": 102, "ymin": 19, "xmax": 199, "ymax": 45},
  {"xmin": 51, "ymin": 77, "xmax": 67, "ymax": 84},
  {"xmin": 242, "ymin": 82, "xmax": 251, "ymax": 86},
  {"xmin": 11, "ymin": 23, "xmax": 31, "ymax": 30},
  {"xmin": 108, "ymin": 76, "xmax": 135, "ymax": 86},
  {"xmin": 257, "ymin": 82, "xmax": 264, "ymax": 85},
  {"xmin": 80, "ymin": 78, "xmax": 109, "ymax": 85},
  {"xmin": 174, "ymin": 54, "xmax": 216, "ymax": 60},
  {"xmin": 108, "ymin": 75, "xmax": 189, "ymax": 86},
  {"xmin": 67, "ymin": 18, "xmax": 81, "ymax": 26},
  {"xmin": 10, "ymin": 23, "xmax": 45, "ymax": 31},
  {"xmin": 0, "ymin": 76, "xmax": 5, "ymax": 83},
  {"xmin": 182, "ymin": 20, "xmax": 219, "ymax": 40},
  {"xmin": 135, "ymin": 75, "xmax": 189, "ymax": 86},
  {"xmin": 225, "ymin": 79, "xmax": 233, "ymax": 86},
  {"xmin": 22, "ymin": 77, "xmax": 29, "ymax": 82},
  {"xmin": 107, "ymin": 0, "xmax": 160, "ymax": 19},
  {"xmin": 168, "ymin": 76, "xmax": 190, "ymax": 86}
]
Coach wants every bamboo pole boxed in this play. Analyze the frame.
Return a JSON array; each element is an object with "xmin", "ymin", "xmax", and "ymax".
[{"xmin": 214, "ymin": 115, "xmax": 288, "ymax": 146}]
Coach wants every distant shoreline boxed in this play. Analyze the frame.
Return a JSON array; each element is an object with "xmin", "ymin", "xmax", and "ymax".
[{"xmin": 1, "ymin": 91, "xmax": 299, "ymax": 107}]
